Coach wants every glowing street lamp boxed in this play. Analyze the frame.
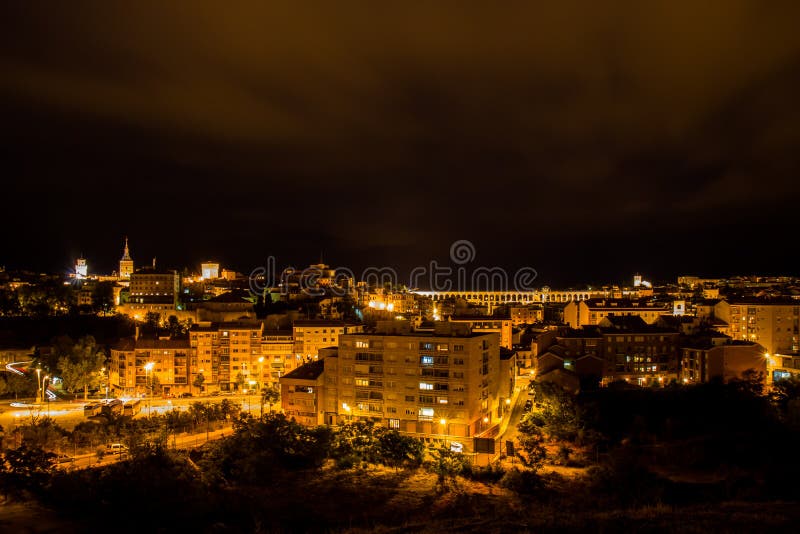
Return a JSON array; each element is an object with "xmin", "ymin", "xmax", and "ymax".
[
  {"xmin": 36, "ymin": 367, "xmax": 42, "ymax": 403},
  {"xmin": 144, "ymin": 361, "xmax": 155, "ymax": 416},
  {"xmin": 342, "ymin": 402, "xmax": 352, "ymax": 422},
  {"xmin": 43, "ymin": 376, "xmax": 50, "ymax": 416}
]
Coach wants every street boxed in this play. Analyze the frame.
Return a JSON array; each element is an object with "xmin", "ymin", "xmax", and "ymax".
[{"xmin": 0, "ymin": 393, "xmax": 265, "ymax": 432}]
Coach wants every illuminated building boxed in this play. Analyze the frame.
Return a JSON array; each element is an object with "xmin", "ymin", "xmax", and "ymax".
[
  {"xmin": 540, "ymin": 316, "xmax": 680, "ymax": 386},
  {"xmin": 448, "ymin": 315, "xmax": 513, "ymax": 349},
  {"xmin": 126, "ymin": 267, "xmax": 181, "ymax": 315},
  {"xmin": 118, "ymin": 237, "xmax": 134, "ymax": 280},
  {"xmin": 281, "ymin": 359, "xmax": 326, "ymax": 426},
  {"xmin": 292, "ymin": 320, "xmax": 363, "ymax": 362},
  {"xmin": 109, "ymin": 337, "xmax": 191, "ymax": 396},
  {"xmin": 716, "ymin": 299, "xmax": 800, "ymax": 355},
  {"xmin": 361, "ymin": 289, "xmax": 416, "ymax": 314},
  {"xmin": 281, "ymin": 321, "xmax": 503, "ymax": 452},
  {"xmin": 189, "ymin": 321, "xmax": 264, "ymax": 392},
  {"xmin": 75, "ymin": 257, "xmax": 88, "ymax": 279},
  {"xmin": 563, "ymin": 298, "xmax": 671, "ymax": 328},
  {"xmin": 261, "ymin": 330, "xmax": 295, "ymax": 382},
  {"xmin": 508, "ymin": 305, "xmax": 544, "ymax": 326},
  {"xmin": 201, "ymin": 262, "xmax": 220, "ymax": 280},
  {"xmin": 680, "ymin": 339, "xmax": 766, "ymax": 384}
]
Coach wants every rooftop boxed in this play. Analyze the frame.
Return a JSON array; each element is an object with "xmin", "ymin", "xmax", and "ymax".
[
  {"xmin": 281, "ymin": 359, "xmax": 325, "ymax": 381},
  {"xmin": 114, "ymin": 337, "xmax": 191, "ymax": 350}
]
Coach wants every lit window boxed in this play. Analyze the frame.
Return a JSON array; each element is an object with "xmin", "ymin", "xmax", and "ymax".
[{"xmin": 419, "ymin": 382, "xmax": 433, "ymax": 390}]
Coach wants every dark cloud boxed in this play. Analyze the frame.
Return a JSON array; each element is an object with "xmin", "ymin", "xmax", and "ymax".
[{"xmin": 1, "ymin": 2, "xmax": 799, "ymax": 285}]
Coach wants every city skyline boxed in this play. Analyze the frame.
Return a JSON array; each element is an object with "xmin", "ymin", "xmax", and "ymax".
[
  {"xmin": 2, "ymin": 3, "xmax": 800, "ymax": 286},
  {"xmin": 7, "ymin": 234, "xmax": 799, "ymax": 291}
]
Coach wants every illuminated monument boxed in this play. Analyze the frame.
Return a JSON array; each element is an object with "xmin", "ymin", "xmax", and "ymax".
[{"xmin": 119, "ymin": 237, "xmax": 134, "ymax": 280}]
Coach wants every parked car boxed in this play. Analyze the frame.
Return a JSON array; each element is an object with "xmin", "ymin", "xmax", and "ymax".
[
  {"xmin": 180, "ymin": 392, "xmax": 193, "ymax": 398},
  {"xmin": 523, "ymin": 399, "xmax": 533, "ymax": 412},
  {"xmin": 106, "ymin": 443, "xmax": 128, "ymax": 454},
  {"xmin": 55, "ymin": 454, "xmax": 73, "ymax": 464}
]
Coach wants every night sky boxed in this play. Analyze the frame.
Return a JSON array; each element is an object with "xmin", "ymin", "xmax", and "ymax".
[{"xmin": 2, "ymin": 2, "xmax": 799, "ymax": 287}]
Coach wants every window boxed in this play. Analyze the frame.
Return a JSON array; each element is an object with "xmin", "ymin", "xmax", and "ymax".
[
  {"xmin": 355, "ymin": 378, "xmax": 369, "ymax": 387},
  {"xmin": 419, "ymin": 342, "xmax": 434, "ymax": 351},
  {"xmin": 453, "ymin": 358, "xmax": 464, "ymax": 365},
  {"xmin": 387, "ymin": 407, "xmax": 397, "ymax": 414},
  {"xmin": 389, "ymin": 418, "xmax": 400, "ymax": 429},
  {"xmin": 453, "ymin": 344, "xmax": 464, "ymax": 352},
  {"xmin": 420, "ymin": 355, "xmax": 434, "ymax": 366},
  {"xmin": 355, "ymin": 340, "xmax": 369, "ymax": 348},
  {"xmin": 419, "ymin": 407, "xmax": 434, "ymax": 418},
  {"xmin": 405, "ymin": 395, "xmax": 415, "ymax": 402},
  {"xmin": 419, "ymin": 382, "xmax": 434, "ymax": 390}
]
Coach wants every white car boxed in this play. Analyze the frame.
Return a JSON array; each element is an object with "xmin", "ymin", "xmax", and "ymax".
[{"xmin": 106, "ymin": 443, "xmax": 128, "ymax": 454}]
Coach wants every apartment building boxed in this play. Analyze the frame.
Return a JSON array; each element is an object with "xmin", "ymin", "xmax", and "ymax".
[
  {"xmin": 681, "ymin": 339, "xmax": 766, "ymax": 384},
  {"xmin": 109, "ymin": 337, "xmax": 191, "ymax": 397},
  {"xmin": 189, "ymin": 321, "xmax": 264, "ymax": 392},
  {"xmin": 539, "ymin": 316, "xmax": 681, "ymax": 386},
  {"xmin": 509, "ymin": 305, "xmax": 544, "ymax": 326},
  {"xmin": 261, "ymin": 330, "xmax": 296, "ymax": 382},
  {"xmin": 292, "ymin": 320, "xmax": 364, "ymax": 360},
  {"xmin": 563, "ymin": 298, "xmax": 672, "ymax": 328},
  {"xmin": 334, "ymin": 322, "xmax": 501, "ymax": 451},
  {"xmin": 448, "ymin": 315, "xmax": 513, "ymax": 349},
  {"xmin": 716, "ymin": 299, "xmax": 800, "ymax": 355},
  {"xmin": 281, "ymin": 359, "xmax": 326, "ymax": 427}
]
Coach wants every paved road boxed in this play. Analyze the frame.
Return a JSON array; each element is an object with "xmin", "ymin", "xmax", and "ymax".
[
  {"xmin": 57, "ymin": 426, "xmax": 234, "ymax": 471},
  {"xmin": 498, "ymin": 375, "xmax": 534, "ymax": 454},
  {"xmin": 0, "ymin": 393, "xmax": 264, "ymax": 431}
]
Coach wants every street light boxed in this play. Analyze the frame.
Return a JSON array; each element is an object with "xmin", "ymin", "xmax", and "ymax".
[
  {"xmin": 248, "ymin": 380, "xmax": 257, "ymax": 413},
  {"xmin": 342, "ymin": 402, "xmax": 352, "ymax": 422},
  {"xmin": 36, "ymin": 367, "xmax": 41, "ymax": 404},
  {"xmin": 101, "ymin": 367, "xmax": 108, "ymax": 400},
  {"xmin": 144, "ymin": 362, "xmax": 155, "ymax": 416},
  {"xmin": 43, "ymin": 376, "xmax": 50, "ymax": 417},
  {"xmin": 258, "ymin": 356, "xmax": 264, "ymax": 392}
]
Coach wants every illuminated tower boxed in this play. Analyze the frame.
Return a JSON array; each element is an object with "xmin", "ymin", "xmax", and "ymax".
[
  {"xmin": 75, "ymin": 257, "xmax": 88, "ymax": 279},
  {"xmin": 119, "ymin": 237, "xmax": 134, "ymax": 280}
]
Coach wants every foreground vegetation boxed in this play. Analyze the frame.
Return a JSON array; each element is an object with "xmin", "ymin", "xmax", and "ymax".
[{"xmin": 2, "ymin": 375, "xmax": 800, "ymax": 531}]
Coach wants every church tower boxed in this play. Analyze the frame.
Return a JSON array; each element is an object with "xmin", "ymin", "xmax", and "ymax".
[{"xmin": 119, "ymin": 237, "xmax": 134, "ymax": 280}]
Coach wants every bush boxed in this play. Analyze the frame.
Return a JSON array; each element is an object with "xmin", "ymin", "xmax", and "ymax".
[
  {"xmin": 463, "ymin": 462, "xmax": 506, "ymax": 483},
  {"xmin": 499, "ymin": 467, "xmax": 543, "ymax": 494}
]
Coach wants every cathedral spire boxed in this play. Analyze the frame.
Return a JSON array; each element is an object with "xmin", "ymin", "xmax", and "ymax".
[{"xmin": 121, "ymin": 236, "xmax": 131, "ymax": 261}]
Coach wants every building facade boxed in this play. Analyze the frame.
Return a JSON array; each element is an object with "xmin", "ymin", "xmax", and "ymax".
[
  {"xmin": 292, "ymin": 320, "xmax": 364, "ymax": 361},
  {"xmin": 563, "ymin": 298, "xmax": 672, "ymax": 328},
  {"xmin": 717, "ymin": 299, "xmax": 800, "ymax": 355},
  {"xmin": 109, "ymin": 337, "xmax": 191, "ymax": 397}
]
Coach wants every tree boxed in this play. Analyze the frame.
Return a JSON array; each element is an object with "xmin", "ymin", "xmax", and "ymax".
[
  {"xmin": 235, "ymin": 372, "xmax": 246, "ymax": 392},
  {"xmin": 260, "ymin": 384, "xmax": 280, "ymax": 417},
  {"xmin": 428, "ymin": 447, "xmax": 469, "ymax": 492},
  {"xmin": 91, "ymin": 281, "xmax": 116, "ymax": 315},
  {"xmin": 517, "ymin": 415, "xmax": 548, "ymax": 471},
  {"xmin": 0, "ymin": 445, "xmax": 56, "ymax": 500},
  {"xmin": 378, "ymin": 430, "xmax": 424, "ymax": 471},
  {"xmin": 3, "ymin": 372, "xmax": 36, "ymax": 399},
  {"xmin": 57, "ymin": 336, "xmax": 106, "ymax": 400},
  {"xmin": 192, "ymin": 373, "xmax": 205, "ymax": 396}
]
